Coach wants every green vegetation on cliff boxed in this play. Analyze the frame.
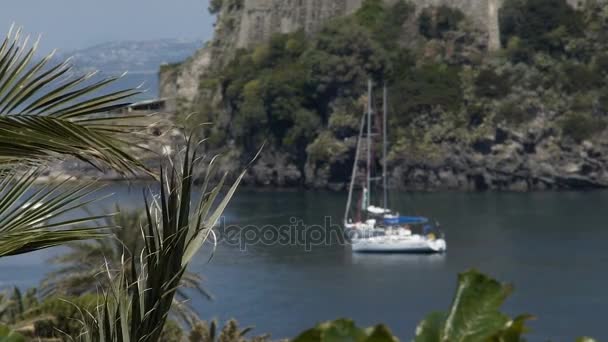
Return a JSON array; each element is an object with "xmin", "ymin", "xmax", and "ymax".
[{"xmin": 190, "ymin": 0, "xmax": 608, "ymax": 188}]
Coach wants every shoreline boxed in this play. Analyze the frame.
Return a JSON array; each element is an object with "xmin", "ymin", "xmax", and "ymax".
[{"xmin": 32, "ymin": 175, "xmax": 608, "ymax": 193}]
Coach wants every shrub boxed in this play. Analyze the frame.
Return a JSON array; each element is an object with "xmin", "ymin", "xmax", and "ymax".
[
  {"xmin": 593, "ymin": 53, "xmax": 608, "ymax": 75},
  {"xmin": 561, "ymin": 62, "xmax": 604, "ymax": 93},
  {"xmin": 209, "ymin": 0, "xmax": 222, "ymax": 14},
  {"xmin": 28, "ymin": 295, "xmax": 99, "ymax": 338},
  {"xmin": 560, "ymin": 112, "xmax": 607, "ymax": 141},
  {"xmin": 495, "ymin": 100, "xmax": 527, "ymax": 124},
  {"xmin": 500, "ymin": 0, "xmax": 583, "ymax": 55},
  {"xmin": 419, "ymin": 5, "xmax": 465, "ymax": 39},
  {"xmin": 475, "ymin": 69, "xmax": 512, "ymax": 99},
  {"xmin": 392, "ymin": 63, "xmax": 463, "ymax": 117},
  {"xmin": 598, "ymin": 92, "xmax": 608, "ymax": 115},
  {"xmin": 503, "ymin": 36, "xmax": 533, "ymax": 64},
  {"xmin": 306, "ymin": 132, "xmax": 348, "ymax": 164},
  {"xmin": 356, "ymin": 0, "xmax": 385, "ymax": 29}
]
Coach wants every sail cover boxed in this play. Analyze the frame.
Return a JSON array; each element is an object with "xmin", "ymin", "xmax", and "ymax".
[
  {"xmin": 367, "ymin": 206, "xmax": 390, "ymax": 214},
  {"xmin": 383, "ymin": 216, "xmax": 429, "ymax": 225}
]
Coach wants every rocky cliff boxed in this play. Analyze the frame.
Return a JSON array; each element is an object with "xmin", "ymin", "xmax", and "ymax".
[{"xmin": 160, "ymin": 0, "xmax": 608, "ymax": 191}]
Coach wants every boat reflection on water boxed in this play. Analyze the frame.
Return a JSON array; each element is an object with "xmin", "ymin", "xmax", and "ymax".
[{"xmin": 346, "ymin": 250, "xmax": 447, "ymax": 267}]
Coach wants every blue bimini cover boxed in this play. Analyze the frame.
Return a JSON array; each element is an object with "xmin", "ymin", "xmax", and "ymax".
[{"xmin": 383, "ymin": 216, "xmax": 429, "ymax": 225}]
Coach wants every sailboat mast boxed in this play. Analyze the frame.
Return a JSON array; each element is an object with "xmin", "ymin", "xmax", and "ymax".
[
  {"xmin": 344, "ymin": 114, "xmax": 366, "ymax": 225},
  {"xmin": 366, "ymin": 79, "xmax": 373, "ymax": 210},
  {"xmin": 382, "ymin": 83, "xmax": 388, "ymax": 211}
]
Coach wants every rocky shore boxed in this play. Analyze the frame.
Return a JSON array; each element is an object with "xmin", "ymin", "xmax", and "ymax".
[{"xmin": 237, "ymin": 127, "xmax": 608, "ymax": 192}]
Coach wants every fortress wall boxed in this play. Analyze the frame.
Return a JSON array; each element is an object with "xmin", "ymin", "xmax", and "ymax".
[{"xmin": 235, "ymin": 0, "xmax": 503, "ymax": 50}]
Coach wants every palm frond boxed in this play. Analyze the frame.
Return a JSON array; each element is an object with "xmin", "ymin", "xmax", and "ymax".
[
  {"xmin": 0, "ymin": 169, "xmax": 112, "ymax": 257},
  {"xmin": 81, "ymin": 141, "xmax": 246, "ymax": 342},
  {"xmin": 39, "ymin": 207, "xmax": 212, "ymax": 328},
  {"xmin": 0, "ymin": 25, "xmax": 151, "ymax": 176}
]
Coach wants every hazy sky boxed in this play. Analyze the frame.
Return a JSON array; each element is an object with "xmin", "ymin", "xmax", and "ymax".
[{"xmin": 1, "ymin": 0, "xmax": 215, "ymax": 52}]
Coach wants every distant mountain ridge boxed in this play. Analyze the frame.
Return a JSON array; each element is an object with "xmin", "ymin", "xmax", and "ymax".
[{"xmin": 59, "ymin": 39, "xmax": 202, "ymax": 99}]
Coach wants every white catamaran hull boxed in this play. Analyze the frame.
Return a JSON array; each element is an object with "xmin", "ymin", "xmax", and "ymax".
[{"xmin": 352, "ymin": 235, "xmax": 446, "ymax": 254}]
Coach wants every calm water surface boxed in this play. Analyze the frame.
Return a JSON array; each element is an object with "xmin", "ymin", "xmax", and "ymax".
[{"xmin": 1, "ymin": 185, "xmax": 606, "ymax": 341}]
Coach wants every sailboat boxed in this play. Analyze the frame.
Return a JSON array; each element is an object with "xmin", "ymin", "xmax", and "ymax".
[{"xmin": 344, "ymin": 80, "xmax": 447, "ymax": 254}]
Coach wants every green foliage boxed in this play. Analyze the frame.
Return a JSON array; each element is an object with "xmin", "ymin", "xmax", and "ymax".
[
  {"xmin": 160, "ymin": 62, "xmax": 182, "ymax": 74},
  {"xmin": 370, "ymin": 1, "xmax": 415, "ymax": 50},
  {"xmin": 503, "ymin": 36, "xmax": 533, "ymax": 64},
  {"xmin": 283, "ymin": 109, "xmax": 321, "ymax": 148},
  {"xmin": 475, "ymin": 69, "xmax": 512, "ymax": 99},
  {"xmin": 559, "ymin": 112, "xmax": 607, "ymax": 142},
  {"xmin": 413, "ymin": 270, "xmax": 532, "ymax": 342},
  {"xmin": 441, "ymin": 271, "xmax": 515, "ymax": 341},
  {"xmin": 419, "ymin": 6, "xmax": 465, "ymax": 39},
  {"xmin": 0, "ymin": 25, "xmax": 152, "ymax": 262},
  {"xmin": 187, "ymin": 319, "xmax": 269, "ymax": 342},
  {"xmin": 29, "ymin": 295, "xmax": 98, "ymax": 338},
  {"xmin": 161, "ymin": 320, "xmax": 184, "ymax": 342},
  {"xmin": 392, "ymin": 63, "xmax": 463, "ymax": 119},
  {"xmin": 289, "ymin": 270, "xmax": 596, "ymax": 342},
  {"xmin": 500, "ymin": 0, "xmax": 583, "ymax": 55},
  {"xmin": 209, "ymin": 0, "xmax": 243, "ymax": 14},
  {"xmin": 209, "ymin": 0, "xmax": 222, "ymax": 14},
  {"xmin": 196, "ymin": 0, "xmax": 608, "ymax": 188},
  {"xmin": 355, "ymin": 0, "xmax": 385, "ymax": 30},
  {"xmin": 0, "ymin": 171, "xmax": 112, "ymax": 258},
  {"xmin": 328, "ymin": 100, "xmax": 361, "ymax": 138},
  {"xmin": 495, "ymin": 100, "xmax": 527, "ymax": 124},
  {"xmin": 40, "ymin": 205, "xmax": 213, "ymax": 327},
  {"xmin": 561, "ymin": 62, "xmax": 604, "ymax": 94},
  {"xmin": 0, "ymin": 27, "xmax": 150, "ymax": 176},
  {"xmin": 293, "ymin": 319, "xmax": 397, "ymax": 342},
  {"xmin": 208, "ymin": 0, "xmax": 416, "ymax": 163},
  {"xmin": 306, "ymin": 132, "xmax": 348, "ymax": 164},
  {"xmin": 0, "ymin": 288, "xmax": 37, "ymax": 326},
  {"xmin": 80, "ymin": 143, "xmax": 246, "ymax": 342},
  {"xmin": 0, "ymin": 325, "xmax": 24, "ymax": 342}
]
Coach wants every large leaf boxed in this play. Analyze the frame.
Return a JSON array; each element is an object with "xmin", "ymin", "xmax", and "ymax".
[
  {"xmin": 0, "ymin": 25, "xmax": 151, "ymax": 176},
  {"xmin": 441, "ymin": 270, "xmax": 513, "ymax": 342},
  {"xmin": 293, "ymin": 319, "xmax": 397, "ymax": 342},
  {"xmin": 0, "ymin": 324, "xmax": 25, "ymax": 342},
  {"xmin": 414, "ymin": 312, "xmax": 446, "ymax": 342},
  {"xmin": 489, "ymin": 315, "xmax": 534, "ymax": 342}
]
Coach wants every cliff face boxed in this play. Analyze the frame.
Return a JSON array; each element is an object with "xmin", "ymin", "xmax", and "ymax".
[{"xmin": 159, "ymin": 0, "xmax": 608, "ymax": 192}]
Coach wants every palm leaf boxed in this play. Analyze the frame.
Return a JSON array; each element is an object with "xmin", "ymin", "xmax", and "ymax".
[
  {"xmin": 0, "ymin": 169, "xmax": 113, "ymax": 257},
  {"xmin": 40, "ymin": 207, "xmax": 213, "ymax": 327},
  {"xmin": 81, "ymin": 141, "xmax": 246, "ymax": 342},
  {"xmin": 0, "ymin": 25, "xmax": 151, "ymax": 175}
]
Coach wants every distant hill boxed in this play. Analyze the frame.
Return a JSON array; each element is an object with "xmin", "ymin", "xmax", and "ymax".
[{"xmin": 59, "ymin": 39, "xmax": 202, "ymax": 100}]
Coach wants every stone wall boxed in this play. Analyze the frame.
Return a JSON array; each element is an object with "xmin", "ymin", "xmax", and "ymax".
[
  {"xmin": 234, "ymin": 0, "xmax": 504, "ymax": 50},
  {"xmin": 236, "ymin": 0, "xmax": 361, "ymax": 48}
]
